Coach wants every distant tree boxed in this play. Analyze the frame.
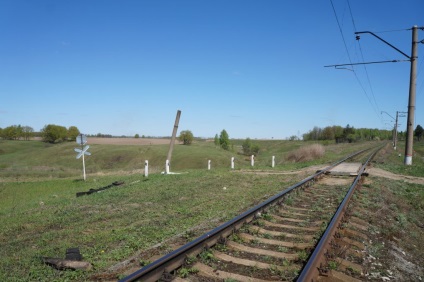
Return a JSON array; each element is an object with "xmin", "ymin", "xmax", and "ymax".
[
  {"xmin": 134, "ymin": 134, "xmax": 140, "ymax": 138},
  {"xmin": 415, "ymin": 125, "xmax": 424, "ymax": 141},
  {"xmin": 22, "ymin": 126, "xmax": 34, "ymax": 141},
  {"xmin": 0, "ymin": 127, "xmax": 2, "ymax": 138},
  {"xmin": 214, "ymin": 134, "xmax": 219, "ymax": 146},
  {"xmin": 322, "ymin": 126, "xmax": 335, "ymax": 140},
  {"xmin": 178, "ymin": 130, "xmax": 194, "ymax": 145},
  {"xmin": 1, "ymin": 126, "xmax": 15, "ymax": 140},
  {"xmin": 2, "ymin": 125, "xmax": 21, "ymax": 140},
  {"xmin": 41, "ymin": 124, "xmax": 68, "ymax": 143},
  {"xmin": 67, "ymin": 126, "xmax": 80, "ymax": 141},
  {"xmin": 343, "ymin": 124, "xmax": 355, "ymax": 142},
  {"xmin": 219, "ymin": 129, "xmax": 230, "ymax": 150},
  {"xmin": 334, "ymin": 126, "xmax": 344, "ymax": 143},
  {"xmin": 288, "ymin": 135, "xmax": 298, "ymax": 141},
  {"xmin": 303, "ymin": 126, "xmax": 324, "ymax": 141},
  {"xmin": 16, "ymin": 125, "xmax": 23, "ymax": 139}
]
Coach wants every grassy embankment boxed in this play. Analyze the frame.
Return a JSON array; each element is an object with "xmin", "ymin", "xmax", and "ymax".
[
  {"xmin": 1, "ymin": 139, "xmax": 420, "ymax": 281},
  {"xmin": 358, "ymin": 142, "xmax": 424, "ymax": 280},
  {"xmin": 0, "ymin": 139, "xmax": 373, "ymax": 180}
]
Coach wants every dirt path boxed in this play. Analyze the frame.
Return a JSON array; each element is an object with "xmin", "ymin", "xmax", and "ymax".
[
  {"xmin": 237, "ymin": 165, "xmax": 424, "ymax": 185},
  {"xmin": 368, "ymin": 167, "xmax": 424, "ymax": 185}
]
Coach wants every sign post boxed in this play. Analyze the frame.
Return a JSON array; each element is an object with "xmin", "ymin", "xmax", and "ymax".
[{"xmin": 74, "ymin": 134, "xmax": 91, "ymax": 181}]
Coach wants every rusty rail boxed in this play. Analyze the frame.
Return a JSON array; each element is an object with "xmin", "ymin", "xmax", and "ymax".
[
  {"xmin": 119, "ymin": 148, "xmax": 372, "ymax": 282},
  {"xmin": 296, "ymin": 145, "xmax": 382, "ymax": 281}
]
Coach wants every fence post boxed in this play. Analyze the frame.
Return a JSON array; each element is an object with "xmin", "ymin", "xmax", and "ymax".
[
  {"xmin": 231, "ymin": 157, "xmax": 235, "ymax": 169},
  {"xmin": 144, "ymin": 160, "xmax": 149, "ymax": 177},
  {"xmin": 272, "ymin": 156, "xmax": 275, "ymax": 168},
  {"xmin": 251, "ymin": 155, "xmax": 254, "ymax": 167},
  {"xmin": 208, "ymin": 160, "xmax": 211, "ymax": 170}
]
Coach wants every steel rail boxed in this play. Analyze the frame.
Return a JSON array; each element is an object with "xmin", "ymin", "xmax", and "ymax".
[
  {"xmin": 296, "ymin": 145, "xmax": 383, "ymax": 281},
  {"xmin": 119, "ymin": 147, "xmax": 373, "ymax": 282}
]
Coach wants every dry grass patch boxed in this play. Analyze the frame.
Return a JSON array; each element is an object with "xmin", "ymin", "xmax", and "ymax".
[{"xmin": 286, "ymin": 144, "xmax": 325, "ymax": 163}]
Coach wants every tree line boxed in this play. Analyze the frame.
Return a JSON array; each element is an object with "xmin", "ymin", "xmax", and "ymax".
[
  {"xmin": 0, "ymin": 125, "xmax": 34, "ymax": 141},
  {"xmin": 302, "ymin": 124, "xmax": 423, "ymax": 142},
  {"xmin": 0, "ymin": 124, "xmax": 80, "ymax": 143}
]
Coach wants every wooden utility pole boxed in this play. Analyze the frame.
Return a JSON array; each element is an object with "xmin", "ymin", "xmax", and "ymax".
[{"xmin": 166, "ymin": 110, "xmax": 181, "ymax": 165}]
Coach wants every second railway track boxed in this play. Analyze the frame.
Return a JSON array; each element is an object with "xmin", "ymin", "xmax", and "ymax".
[{"xmin": 119, "ymin": 146, "xmax": 382, "ymax": 281}]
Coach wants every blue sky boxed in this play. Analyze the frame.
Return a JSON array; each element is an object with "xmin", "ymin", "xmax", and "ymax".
[{"xmin": 1, "ymin": 1, "xmax": 423, "ymax": 139}]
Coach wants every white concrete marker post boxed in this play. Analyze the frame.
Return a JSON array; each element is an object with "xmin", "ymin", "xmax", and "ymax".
[
  {"xmin": 165, "ymin": 159, "xmax": 170, "ymax": 174},
  {"xmin": 231, "ymin": 157, "xmax": 235, "ymax": 169},
  {"xmin": 208, "ymin": 160, "xmax": 211, "ymax": 170},
  {"xmin": 251, "ymin": 155, "xmax": 254, "ymax": 167},
  {"xmin": 144, "ymin": 160, "xmax": 149, "ymax": 177},
  {"xmin": 272, "ymin": 156, "xmax": 275, "ymax": 168}
]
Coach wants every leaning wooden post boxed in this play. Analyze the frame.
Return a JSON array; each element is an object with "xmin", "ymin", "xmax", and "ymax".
[{"xmin": 166, "ymin": 110, "xmax": 181, "ymax": 164}]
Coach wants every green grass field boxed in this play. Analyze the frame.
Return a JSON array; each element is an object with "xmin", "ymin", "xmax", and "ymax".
[{"xmin": 0, "ymin": 139, "xmax": 422, "ymax": 281}]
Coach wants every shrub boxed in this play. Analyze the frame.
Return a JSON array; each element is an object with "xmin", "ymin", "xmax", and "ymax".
[
  {"xmin": 242, "ymin": 138, "xmax": 260, "ymax": 155},
  {"xmin": 179, "ymin": 130, "xmax": 194, "ymax": 145},
  {"xmin": 242, "ymin": 138, "xmax": 252, "ymax": 155},
  {"xmin": 67, "ymin": 126, "xmax": 80, "ymax": 141},
  {"xmin": 41, "ymin": 124, "xmax": 68, "ymax": 143},
  {"xmin": 286, "ymin": 144, "xmax": 325, "ymax": 162}
]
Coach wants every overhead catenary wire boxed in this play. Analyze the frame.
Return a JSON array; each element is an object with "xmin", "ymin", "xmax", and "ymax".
[
  {"xmin": 347, "ymin": 0, "xmax": 381, "ymax": 116},
  {"xmin": 417, "ymin": 53, "xmax": 424, "ymax": 97},
  {"xmin": 373, "ymin": 28, "xmax": 410, "ymax": 34},
  {"xmin": 329, "ymin": 0, "xmax": 381, "ymax": 118}
]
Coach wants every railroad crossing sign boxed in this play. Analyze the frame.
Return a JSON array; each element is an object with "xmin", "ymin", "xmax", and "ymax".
[
  {"xmin": 74, "ymin": 134, "xmax": 90, "ymax": 181},
  {"xmin": 74, "ymin": 145, "xmax": 91, "ymax": 159},
  {"xmin": 76, "ymin": 134, "xmax": 87, "ymax": 146}
]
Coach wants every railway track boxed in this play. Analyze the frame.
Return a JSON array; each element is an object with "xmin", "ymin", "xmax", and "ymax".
[{"xmin": 119, "ymin": 146, "xmax": 382, "ymax": 281}]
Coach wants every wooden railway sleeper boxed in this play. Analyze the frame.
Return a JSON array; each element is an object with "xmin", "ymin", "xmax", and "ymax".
[
  {"xmin": 335, "ymin": 246, "xmax": 348, "ymax": 258},
  {"xmin": 161, "ymin": 271, "xmax": 173, "ymax": 281},
  {"xmin": 324, "ymin": 250, "xmax": 331, "ymax": 259},
  {"xmin": 318, "ymin": 262, "xmax": 330, "ymax": 276},
  {"xmin": 217, "ymin": 236, "xmax": 226, "ymax": 245},
  {"xmin": 330, "ymin": 239, "xmax": 341, "ymax": 250}
]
